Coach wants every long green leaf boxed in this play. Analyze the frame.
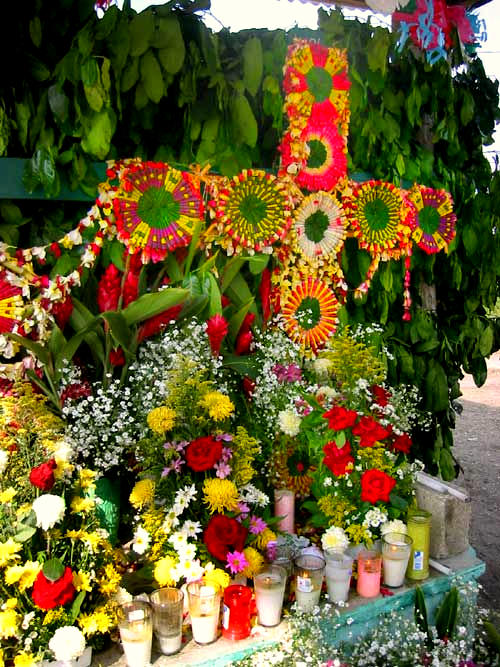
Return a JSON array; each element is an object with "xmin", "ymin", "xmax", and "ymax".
[
  {"xmin": 435, "ymin": 587, "xmax": 458, "ymax": 640},
  {"xmin": 70, "ymin": 591, "xmax": 86, "ymax": 624},
  {"xmin": 221, "ymin": 256, "xmax": 246, "ymax": 293},
  {"xmin": 183, "ymin": 220, "xmax": 204, "ymax": 276},
  {"xmin": 225, "ymin": 273, "xmax": 257, "ymax": 313},
  {"xmin": 228, "ymin": 298, "xmax": 254, "ymax": 342},
  {"xmin": 206, "ymin": 272, "xmax": 222, "ymax": 316},
  {"xmin": 222, "ymin": 353, "xmax": 258, "ymax": 379},
  {"xmin": 165, "ymin": 252, "xmax": 183, "ymax": 282},
  {"xmin": 121, "ymin": 288, "xmax": 189, "ymax": 327},
  {"xmin": 100, "ymin": 311, "xmax": 133, "ymax": 353},
  {"xmin": 414, "ymin": 586, "xmax": 430, "ymax": 643},
  {"xmin": 7, "ymin": 333, "xmax": 50, "ymax": 366},
  {"xmin": 69, "ymin": 299, "xmax": 105, "ymax": 364}
]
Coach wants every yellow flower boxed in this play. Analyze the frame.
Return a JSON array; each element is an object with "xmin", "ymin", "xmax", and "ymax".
[
  {"xmin": 147, "ymin": 406, "xmax": 176, "ymax": 434},
  {"xmin": 241, "ymin": 547, "xmax": 264, "ymax": 579},
  {"xmin": 65, "ymin": 529, "xmax": 85, "ymax": 540},
  {"xmin": 79, "ymin": 469, "xmax": 97, "ymax": 490},
  {"xmin": 129, "ymin": 479, "xmax": 155, "ymax": 510},
  {"xmin": 346, "ymin": 523, "xmax": 373, "ymax": 547},
  {"xmin": 81, "ymin": 532, "xmax": 102, "ymax": 551},
  {"xmin": 4, "ymin": 562, "xmax": 41, "ymax": 592},
  {"xmin": 99, "ymin": 564, "xmax": 121, "ymax": 596},
  {"xmin": 78, "ymin": 608, "xmax": 113, "ymax": 636},
  {"xmin": 13, "ymin": 653, "xmax": 36, "ymax": 667},
  {"xmin": 229, "ymin": 427, "xmax": 260, "ymax": 486},
  {"xmin": 154, "ymin": 556, "xmax": 178, "ymax": 587},
  {"xmin": 70, "ymin": 496, "xmax": 95, "ymax": 514},
  {"xmin": 43, "ymin": 608, "xmax": 65, "ymax": 626},
  {"xmin": 73, "ymin": 570, "xmax": 93, "ymax": 593},
  {"xmin": 0, "ymin": 647, "xmax": 4, "ymax": 667},
  {"xmin": 203, "ymin": 565, "xmax": 230, "ymax": 591},
  {"xmin": 0, "ymin": 538, "xmax": 22, "ymax": 567},
  {"xmin": 0, "ymin": 488, "xmax": 17, "ymax": 503},
  {"xmin": 0, "ymin": 608, "xmax": 19, "ymax": 639},
  {"xmin": 199, "ymin": 391, "xmax": 234, "ymax": 421},
  {"xmin": 254, "ymin": 528, "xmax": 276, "ymax": 551},
  {"xmin": 203, "ymin": 478, "xmax": 239, "ymax": 514},
  {"xmin": 318, "ymin": 496, "xmax": 355, "ymax": 526}
]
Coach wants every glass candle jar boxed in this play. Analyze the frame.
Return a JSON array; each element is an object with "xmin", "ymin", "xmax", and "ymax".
[
  {"xmin": 293, "ymin": 554, "xmax": 325, "ymax": 611},
  {"xmin": 274, "ymin": 488, "xmax": 295, "ymax": 533},
  {"xmin": 150, "ymin": 587, "xmax": 183, "ymax": 655},
  {"xmin": 406, "ymin": 510, "xmax": 432, "ymax": 580},
  {"xmin": 324, "ymin": 551, "xmax": 353, "ymax": 603},
  {"xmin": 254, "ymin": 565, "xmax": 287, "ymax": 627},
  {"xmin": 222, "ymin": 584, "xmax": 253, "ymax": 640},
  {"xmin": 118, "ymin": 600, "xmax": 153, "ymax": 667},
  {"xmin": 187, "ymin": 582, "xmax": 221, "ymax": 645},
  {"xmin": 381, "ymin": 533, "xmax": 413, "ymax": 588},
  {"xmin": 356, "ymin": 550, "xmax": 382, "ymax": 598}
]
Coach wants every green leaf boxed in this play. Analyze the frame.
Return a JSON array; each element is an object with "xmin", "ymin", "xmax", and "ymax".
[
  {"xmin": 439, "ymin": 448, "xmax": 456, "ymax": 482},
  {"xmin": 228, "ymin": 299, "xmax": 254, "ymax": 341},
  {"xmin": 121, "ymin": 288, "xmax": 189, "ymax": 327},
  {"xmin": 435, "ymin": 587, "xmax": 458, "ymax": 639},
  {"xmin": 81, "ymin": 109, "xmax": 115, "ymax": 159},
  {"xmin": 206, "ymin": 272, "xmax": 222, "ymax": 317},
  {"xmin": 165, "ymin": 253, "xmax": 182, "ymax": 282},
  {"xmin": 248, "ymin": 254, "xmax": 269, "ymax": 275},
  {"xmin": 15, "ymin": 102, "xmax": 30, "ymax": 150},
  {"xmin": 389, "ymin": 493, "xmax": 408, "ymax": 511},
  {"xmin": 29, "ymin": 17, "xmax": 42, "ymax": 48},
  {"xmin": 140, "ymin": 50, "xmax": 164, "ymax": 103},
  {"xmin": 366, "ymin": 28, "xmax": 390, "ymax": 75},
  {"xmin": 225, "ymin": 272, "xmax": 256, "ymax": 311},
  {"xmin": 14, "ymin": 525, "xmax": 37, "ymax": 542},
  {"xmin": 7, "ymin": 333, "xmax": 49, "ymax": 366},
  {"xmin": 231, "ymin": 94, "xmax": 258, "ymax": 147},
  {"xmin": 183, "ymin": 220, "xmax": 204, "ymax": 276},
  {"xmin": 70, "ymin": 591, "xmax": 86, "ymax": 624},
  {"xmin": 121, "ymin": 57, "xmax": 140, "ymax": 93},
  {"xmin": 414, "ymin": 586, "xmax": 430, "ymax": 642},
  {"xmin": 129, "ymin": 11, "xmax": 155, "ymax": 57},
  {"xmin": 43, "ymin": 558, "xmax": 65, "ymax": 582},
  {"xmin": 479, "ymin": 323, "xmax": 493, "ymax": 356},
  {"xmin": 100, "ymin": 311, "xmax": 133, "ymax": 353},
  {"xmin": 221, "ymin": 257, "xmax": 246, "ymax": 293},
  {"xmin": 462, "ymin": 226, "xmax": 478, "ymax": 256},
  {"xmin": 48, "ymin": 85, "xmax": 69, "ymax": 124},
  {"xmin": 155, "ymin": 17, "xmax": 185, "ymax": 74},
  {"xmin": 222, "ymin": 353, "xmax": 258, "ymax": 379},
  {"xmin": 243, "ymin": 37, "xmax": 263, "ymax": 97},
  {"xmin": 460, "ymin": 91, "xmax": 474, "ymax": 126},
  {"xmin": 425, "ymin": 360, "xmax": 449, "ymax": 412}
]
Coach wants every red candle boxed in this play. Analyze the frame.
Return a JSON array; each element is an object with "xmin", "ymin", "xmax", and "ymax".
[{"xmin": 222, "ymin": 585, "xmax": 253, "ymax": 640}]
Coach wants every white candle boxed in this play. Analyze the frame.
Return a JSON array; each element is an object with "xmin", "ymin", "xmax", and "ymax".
[
  {"xmin": 157, "ymin": 634, "xmax": 182, "ymax": 655},
  {"xmin": 382, "ymin": 535, "xmax": 412, "ymax": 588},
  {"xmin": 295, "ymin": 587, "xmax": 321, "ymax": 611},
  {"xmin": 120, "ymin": 627, "xmax": 152, "ymax": 667},
  {"xmin": 255, "ymin": 573, "xmax": 286, "ymax": 627},
  {"xmin": 325, "ymin": 568, "xmax": 351, "ymax": 603},
  {"xmin": 191, "ymin": 613, "xmax": 219, "ymax": 644}
]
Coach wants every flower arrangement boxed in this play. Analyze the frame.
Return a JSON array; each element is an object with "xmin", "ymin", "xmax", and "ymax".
[{"xmin": 0, "ymin": 384, "xmax": 125, "ymax": 665}]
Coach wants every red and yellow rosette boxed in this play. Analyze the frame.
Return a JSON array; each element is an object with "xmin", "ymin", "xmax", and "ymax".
[{"xmin": 406, "ymin": 184, "xmax": 456, "ymax": 254}]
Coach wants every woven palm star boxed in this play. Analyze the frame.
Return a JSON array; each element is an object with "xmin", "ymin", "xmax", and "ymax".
[
  {"xmin": 346, "ymin": 180, "xmax": 414, "ymax": 258},
  {"xmin": 0, "ymin": 272, "xmax": 24, "ymax": 334},
  {"xmin": 114, "ymin": 161, "xmax": 204, "ymax": 263},
  {"xmin": 407, "ymin": 185, "xmax": 456, "ymax": 254},
  {"xmin": 214, "ymin": 169, "xmax": 292, "ymax": 253},
  {"xmin": 273, "ymin": 445, "xmax": 316, "ymax": 497},
  {"xmin": 283, "ymin": 39, "xmax": 350, "ymax": 131},
  {"xmin": 293, "ymin": 192, "xmax": 347, "ymax": 260},
  {"xmin": 281, "ymin": 277, "xmax": 339, "ymax": 351}
]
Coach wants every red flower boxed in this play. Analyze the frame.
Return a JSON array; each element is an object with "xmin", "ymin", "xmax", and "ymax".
[
  {"xmin": 259, "ymin": 268, "xmax": 272, "ymax": 323},
  {"xmin": 371, "ymin": 385, "xmax": 391, "ymax": 407},
  {"xmin": 206, "ymin": 314, "xmax": 228, "ymax": 357},
  {"xmin": 360, "ymin": 469, "xmax": 396, "ymax": 504},
  {"xmin": 109, "ymin": 347, "xmax": 126, "ymax": 366},
  {"xmin": 235, "ymin": 330, "xmax": 253, "ymax": 355},
  {"xmin": 51, "ymin": 297, "xmax": 73, "ymax": 330},
  {"xmin": 97, "ymin": 263, "xmax": 122, "ymax": 313},
  {"xmin": 204, "ymin": 514, "xmax": 248, "ymax": 562},
  {"xmin": 323, "ymin": 441, "xmax": 354, "ymax": 477},
  {"xmin": 32, "ymin": 567, "xmax": 76, "ymax": 610},
  {"xmin": 392, "ymin": 433, "xmax": 412, "ymax": 454},
  {"xmin": 322, "ymin": 406, "xmax": 358, "ymax": 431},
  {"xmin": 60, "ymin": 381, "xmax": 91, "ymax": 405},
  {"xmin": 352, "ymin": 416, "xmax": 391, "ymax": 448},
  {"xmin": 242, "ymin": 377, "xmax": 255, "ymax": 398},
  {"xmin": 29, "ymin": 459, "xmax": 57, "ymax": 491},
  {"xmin": 137, "ymin": 305, "xmax": 183, "ymax": 343},
  {"xmin": 239, "ymin": 312, "xmax": 255, "ymax": 335},
  {"xmin": 185, "ymin": 436, "xmax": 223, "ymax": 472}
]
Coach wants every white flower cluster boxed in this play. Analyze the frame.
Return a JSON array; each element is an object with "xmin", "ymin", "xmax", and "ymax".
[
  {"xmin": 321, "ymin": 526, "xmax": 349, "ymax": 552},
  {"xmin": 48, "ymin": 625, "xmax": 86, "ymax": 662},
  {"xmin": 239, "ymin": 483, "xmax": 270, "ymax": 508},
  {"xmin": 32, "ymin": 494, "xmax": 65, "ymax": 531},
  {"xmin": 363, "ymin": 507, "xmax": 388, "ymax": 529}
]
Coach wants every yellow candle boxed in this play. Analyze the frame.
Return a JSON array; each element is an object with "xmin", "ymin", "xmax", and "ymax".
[{"xmin": 406, "ymin": 510, "xmax": 431, "ymax": 580}]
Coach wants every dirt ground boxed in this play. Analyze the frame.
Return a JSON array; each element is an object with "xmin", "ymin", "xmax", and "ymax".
[{"xmin": 453, "ymin": 351, "xmax": 500, "ymax": 610}]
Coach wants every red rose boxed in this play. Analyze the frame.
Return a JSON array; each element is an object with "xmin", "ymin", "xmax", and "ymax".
[
  {"xmin": 204, "ymin": 514, "xmax": 248, "ymax": 562},
  {"xmin": 352, "ymin": 416, "xmax": 391, "ymax": 448},
  {"xmin": 371, "ymin": 385, "xmax": 391, "ymax": 407},
  {"xmin": 185, "ymin": 436, "xmax": 223, "ymax": 472},
  {"xmin": 29, "ymin": 459, "xmax": 57, "ymax": 491},
  {"xmin": 360, "ymin": 469, "xmax": 396, "ymax": 504},
  {"xmin": 322, "ymin": 406, "xmax": 358, "ymax": 431},
  {"xmin": 392, "ymin": 433, "xmax": 412, "ymax": 454},
  {"xmin": 32, "ymin": 567, "xmax": 76, "ymax": 610},
  {"xmin": 323, "ymin": 441, "xmax": 354, "ymax": 476}
]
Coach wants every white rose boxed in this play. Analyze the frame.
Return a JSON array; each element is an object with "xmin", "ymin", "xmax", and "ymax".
[
  {"xmin": 32, "ymin": 494, "xmax": 66, "ymax": 531},
  {"xmin": 277, "ymin": 410, "xmax": 301, "ymax": 437},
  {"xmin": 321, "ymin": 526, "xmax": 349, "ymax": 552},
  {"xmin": 49, "ymin": 626, "xmax": 86, "ymax": 662},
  {"xmin": 0, "ymin": 449, "xmax": 9, "ymax": 474}
]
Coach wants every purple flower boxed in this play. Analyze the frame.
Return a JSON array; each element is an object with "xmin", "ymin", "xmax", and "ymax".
[
  {"xmin": 170, "ymin": 458, "xmax": 183, "ymax": 473},
  {"xmin": 249, "ymin": 515, "xmax": 267, "ymax": 534},
  {"xmin": 225, "ymin": 550, "xmax": 249, "ymax": 574},
  {"xmin": 221, "ymin": 447, "xmax": 233, "ymax": 462},
  {"xmin": 215, "ymin": 433, "xmax": 233, "ymax": 442},
  {"xmin": 266, "ymin": 540, "xmax": 277, "ymax": 561},
  {"xmin": 273, "ymin": 363, "xmax": 302, "ymax": 383},
  {"xmin": 161, "ymin": 466, "xmax": 171, "ymax": 477},
  {"xmin": 215, "ymin": 461, "xmax": 232, "ymax": 479},
  {"xmin": 238, "ymin": 502, "xmax": 250, "ymax": 515}
]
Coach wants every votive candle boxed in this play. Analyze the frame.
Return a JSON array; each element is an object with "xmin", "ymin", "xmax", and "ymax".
[
  {"xmin": 382, "ymin": 533, "xmax": 413, "ymax": 588},
  {"xmin": 150, "ymin": 587, "xmax": 183, "ymax": 655},
  {"xmin": 187, "ymin": 583, "xmax": 221, "ymax": 645},
  {"xmin": 356, "ymin": 550, "xmax": 381, "ymax": 598},
  {"xmin": 294, "ymin": 554, "xmax": 325, "ymax": 612},
  {"xmin": 406, "ymin": 510, "xmax": 432, "ymax": 580},
  {"xmin": 274, "ymin": 489, "xmax": 295, "ymax": 533},
  {"xmin": 118, "ymin": 600, "xmax": 153, "ymax": 667},
  {"xmin": 324, "ymin": 551, "xmax": 353, "ymax": 603},
  {"xmin": 254, "ymin": 565, "xmax": 287, "ymax": 627}
]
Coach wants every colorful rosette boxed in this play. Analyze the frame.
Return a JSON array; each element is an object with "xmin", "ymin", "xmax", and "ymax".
[
  {"xmin": 406, "ymin": 185, "xmax": 456, "ymax": 254},
  {"xmin": 293, "ymin": 191, "xmax": 347, "ymax": 260},
  {"xmin": 280, "ymin": 120, "xmax": 348, "ymax": 193},
  {"xmin": 113, "ymin": 161, "xmax": 204, "ymax": 263},
  {"xmin": 272, "ymin": 445, "xmax": 316, "ymax": 497},
  {"xmin": 0, "ymin": 271, "xmax": 24, "ymax": 334},
  {"xmin": 281, "ymin": 277, "xmax": 339, "ymax": 352},
  {"xmin": 345, "ymin": 180, "xmax": 413, "ymax": 258},
  {"xmin": 212, "ymin": 169, "xmax": 292, "ymax": 254},
  {"xmin": 283, "ymin": 40, "xmax": 351, "ymax": 132}
]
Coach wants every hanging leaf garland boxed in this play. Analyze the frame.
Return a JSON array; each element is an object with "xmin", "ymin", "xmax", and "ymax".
[
  {"xmin": 406, "ymin": 184, "xmax": 457, "ymax": 254},
  {"xmin": 113, "ymin": 161, "xmax": 204, "ymax": 263},
  {"xmin": 281, "ymin": 277, "xmax": 339, "ymax": 352},
  {"xmin": 210, "ymin": 169, "xmax": 293, "ymax": 255}
]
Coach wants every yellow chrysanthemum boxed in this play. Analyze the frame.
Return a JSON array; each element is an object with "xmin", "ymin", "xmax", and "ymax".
[
  {"xmin": 73, "ymin": 570, "xmax": 93, "ymax": 593},
  {"xmin": 4, "ymin": 562, "xmax": 41, "ymax": 592},
  {"xmin": 77, "ymin": 608, "xmax": 113, "ymax": 636},
  {"xmin": 65, "ymin": 529, "xmax": 85, "ymax": 541},
  {"xmin": 81, "ymin": 532, "xmax": 102, "ymax": 551},
  {"xmin": 99, "ymin": 564, "xmax": 121, "ymax": 596},
  {"xmin": 129, "ymin": 479, "xmax": 155, "ymax": 510},
  {"xmin": 254, "ymin": 528, "xmax": 276, "ymax": 551},
  {"xmin": 0, "ymin": 538, "xmax": 22, "ymax": 567},
  {"xmin": 346, "ymin": 523, "xmax": 373, "ymax": 547},
  {"xmin": 154, "ymin": 556, "xmax": 178, "ymax": 587},
  {"xmin": 13, "ymin": 653, "xmax": 36, "ymax": 667},
  {"xmin": 203, "ymin": 566, "xmax": 230, "ymax": 591},
  {"xmin": 147, "ymin": 406, "xmax": 176, "ymax": 434},
  {"xmin": 199, "ymin": 391, "xmax": 234, "ymax": 421},
  {"xmin": 79, "ymin": 469, "xmax": 97, "ymax": 490},
  {"xmin": 0, "ymin": 608, "xmax": 19, "ymax": 639},
  {"xmin": 70, "ymin": 496, "xmax": 95, "ymax": 514},
  {"xmin": 241, "ymin": 547, "xmax": 264, "ymax": 579},
  {"xmin": 4, "ymin": 599, "xmax": 17, "ymax": 610},
  {"xmin": 0, "ymin": 488, "xmax": 17, "ymax": 503},
  {"xmin": 203, "ymin": 478, "xmax": 239, "ymax": 514}
]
